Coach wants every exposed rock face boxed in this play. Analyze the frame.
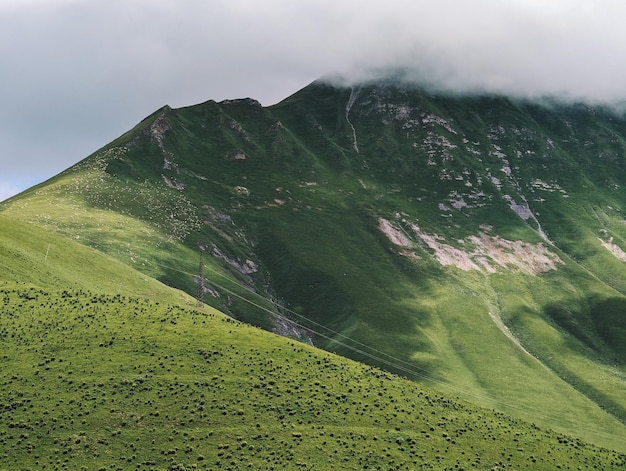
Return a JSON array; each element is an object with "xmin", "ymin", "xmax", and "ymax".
[
  {"xmin": 379, "ymin": 217, "xmax": 561, "ymax": 275},
  {"xmin": 600, "ymin": 237, "xmax": 626, "ymax": 262}
]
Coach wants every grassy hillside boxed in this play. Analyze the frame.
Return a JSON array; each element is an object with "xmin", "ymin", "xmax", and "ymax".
[
  {"xmin": 0, "ymin": 213, "xmax": 194, "ymax": 305},
  {"xmin": 2, "ymin": 286, "xmax": 626, "ymax": 469},
  {"xmin": 1, "ymin": 208, "xmax": 623, "ymax": 468},
  {"xmin": 4, "ymin": 78, "xmax": 626, "ymax": 455}
]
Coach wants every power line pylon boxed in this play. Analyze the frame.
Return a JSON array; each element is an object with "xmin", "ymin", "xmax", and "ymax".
[{"xmin": 196, "ymin": 252, "xmax": 205, "ymax": 308}]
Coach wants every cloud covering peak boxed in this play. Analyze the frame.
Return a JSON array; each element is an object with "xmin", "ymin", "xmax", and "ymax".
[{"xmin": 316, "ymin": 0, "xmax": 626, "ymax": 103}]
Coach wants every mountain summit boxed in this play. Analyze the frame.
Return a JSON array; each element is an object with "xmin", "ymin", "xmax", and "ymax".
[{"xmin": 4, "ymin": 78, "xmax": 626, "ymax": 449}]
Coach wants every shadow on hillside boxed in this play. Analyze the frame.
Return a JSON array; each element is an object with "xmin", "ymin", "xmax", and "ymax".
[
  {"xmin": 543, "ymin": 296, "xmax": 626, "ymax": 364},
  {"xmin": 589, "ymin": 296, "xmax": 626, "ymax": 363}
]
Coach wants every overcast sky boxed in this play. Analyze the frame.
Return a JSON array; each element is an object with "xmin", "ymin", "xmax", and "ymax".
[{"xmin": 3, "ymin": 0, "xmax": 626, "ymax": 201}]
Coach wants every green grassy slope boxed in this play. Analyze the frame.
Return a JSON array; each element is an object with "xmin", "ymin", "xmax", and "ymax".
[
  {"xmin": 0, "ymin": 213, "xmax": 194, "ymax": 305},
  {"xmin": 1, "ymin": 287, "xmax": 625, "ymax": 469},
  {"xmin": 4, "ymin": 78, "xmax": 626, "ymax": 452},
  {"xmin": 2, "ymin": 197, "xmax": 624, "ymax": 468}
]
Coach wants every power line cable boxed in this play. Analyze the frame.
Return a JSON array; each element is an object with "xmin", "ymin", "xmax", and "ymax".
[
  {"xmin": 52, "ymin": 232, "xmax": 626, "ymax": 440},
  {"xmin": 154, "ymin": 259, "xmax": 626, "ymax": 439}
]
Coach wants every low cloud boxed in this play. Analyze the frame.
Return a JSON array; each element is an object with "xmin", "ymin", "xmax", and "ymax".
[{"xmin": 314, "ymin": 0, "xmax": 626, "ymax": 104}]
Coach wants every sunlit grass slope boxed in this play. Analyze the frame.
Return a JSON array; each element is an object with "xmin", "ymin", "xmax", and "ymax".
[
  {"xmin": 0, "ymin": 212, "xmax": 193, "ymax": 305},
  {"xmin": 1, "ymin": 287, "xmax": 625, "ymax": 470}
]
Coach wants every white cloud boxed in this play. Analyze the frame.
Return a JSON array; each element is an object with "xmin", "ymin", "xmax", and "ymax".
[
  {"xmin": 3, "ymin": 0, "xmax": 626, "ymax": 193},
  {"xmin": 306, "ymin": 0, "xmax": 626, "ymax": 103}
]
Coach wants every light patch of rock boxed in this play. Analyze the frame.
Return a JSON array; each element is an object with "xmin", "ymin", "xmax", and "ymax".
[
  {"xmin": 272, "ymin": 316, "xmax": 314, "ymax": 345},
  {"xmin": 212, "ymin": 244, "xmax": 259, "ymax": 275},
  {"xmin": 491, "ymin": 176, "xmax": 502, "ymax": 190},
  {"xmin": 450, "ymin": 197, "xmax": 468, "ymax": 210},
  {"xmin": 378, "ymin": 218, "xmax": 412, "ymax": 247},
  {"xmin": 378, "ymin": 217, "xmax": 561, "ymax": 275},
  {"xmin": 162, "ymin": 175, "xmax": 185, "ymax": 190},
  {"xmin": 163, "ymin": 156, "xmax": 177, "ymax": 171},
  {"xmin": 150, "ymin": 114, "xmax": 170, "ymax": 147},
  {"xmin": 234, "ymin": 186, "xmax": 250, "ymax": 196},
  {"xmin": 416, "ymin": 229, "xmax": 482, "ymax": 271},
  {"xmin": 504, "ymin": 195, "xmax": 532, "ymax": 220},
  {"xmin": 531, "ymin": 179, "xmax": 564, "ymax": 193},
  {"xmin": 421, "ymin": 113, "xmax": 458, "ymax": 134},
  {"xmin": 599, "ymin": 237, "xmax": 626, "ymax": 261},
  {"xmin": 465, "ymin": 232, "xmax": 561, "ymax": 275}
]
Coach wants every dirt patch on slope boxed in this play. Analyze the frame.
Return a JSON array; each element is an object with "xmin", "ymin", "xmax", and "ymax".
[
  {"xmin": 599, "ymin": 237, "xmax": 626, "ymax": 262},
  {"xmin": 378, "ymin": 218, "xmax": 412, "ymax": 247},
  {"xmin": 378, "ymin": 217, "xmax": 562, "ymax": 275}
]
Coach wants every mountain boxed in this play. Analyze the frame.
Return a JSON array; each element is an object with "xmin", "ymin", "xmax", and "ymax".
[{"xmin": 4, "ymin": 77, "xmax": 626, "ymax": 456}]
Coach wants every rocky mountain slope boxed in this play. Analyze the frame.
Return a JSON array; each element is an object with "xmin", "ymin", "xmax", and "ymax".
[{"xmin": 4, "ymin": 78, "xmax": 626, "ymax": 449}]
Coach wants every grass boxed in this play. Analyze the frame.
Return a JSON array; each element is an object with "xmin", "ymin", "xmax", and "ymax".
[
  {"xmin": 0, "ymin": 213, "xmax": 192, "ymax": 305},
  {"xmin": 1, "ymin": 287, "xmax": 625, "ymax": 470}
]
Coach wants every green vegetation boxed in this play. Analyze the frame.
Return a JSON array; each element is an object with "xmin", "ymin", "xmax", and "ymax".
[
  {"xmin": 4, "ymin": 78, "xmax": 626, "ymax": 464},
  {"xmin": 0, "ymin": 213, "xmax": 193, "ymax": 305},
  {"xmin": 1, "ymin": 287, "xmax": 625, "ymax": 469}
]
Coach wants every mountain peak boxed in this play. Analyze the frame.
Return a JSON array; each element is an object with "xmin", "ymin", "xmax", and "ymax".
[{"xmin": 218, "ymin": 97, "xmax": 262, "ymax": 107}]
